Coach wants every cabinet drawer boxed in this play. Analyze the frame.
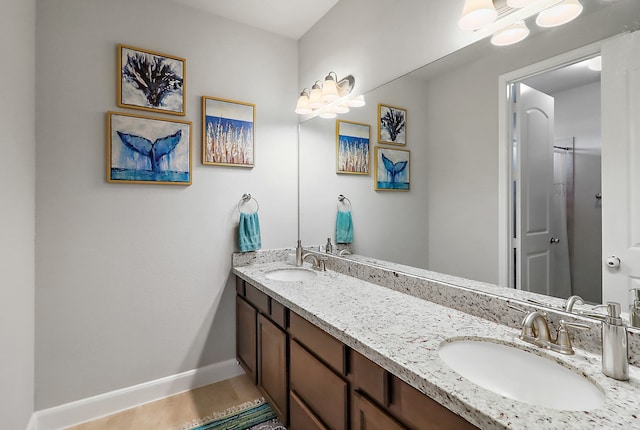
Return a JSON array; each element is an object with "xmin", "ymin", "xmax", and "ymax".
[
  {"xmin": 353, "ymin": 391, "xmax": 406, "ymax": 430},
  {"xmin": 270, "ymin": 299, "xmax": 287, "ymax": 329},
  {"xmin": 245, "ymin": 283, "xmax": 270, "ymax": 315},
  {"xmin": 352, "ymin": 350, "xmax": 390, "ymax": 407},
  {"xmin": 290, "ymin": 390, "xmax": 328, "ymax": 430},
  {"xmin": 290, "ymin": 340, "xmax": 348, "ymax": 430},
  {"xmin": 389, "ymin": 376, "xmax": 478, "ymax": 430},
  {"xmin": 289, "ymin": 312, "xmax": 347, "ymax": 375}
]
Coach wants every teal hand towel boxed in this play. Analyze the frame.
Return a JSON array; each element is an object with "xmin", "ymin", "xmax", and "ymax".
[
  {"xmin": 336, "ymin": 210, "xmax": 353, "ymax": 244},
  {"xmin": 238, "ymin": 212, "xmax": 261, "ymax": 252}
]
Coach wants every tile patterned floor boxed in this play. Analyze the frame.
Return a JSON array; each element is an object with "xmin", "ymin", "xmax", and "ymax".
[{"xmin": 67, "ymin": 374, "xmax": 262, "ymax": 430}]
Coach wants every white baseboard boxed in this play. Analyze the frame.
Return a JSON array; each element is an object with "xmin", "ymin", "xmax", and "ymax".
[{"xmin": 33, "ymin": 359, "xmax": 244, "ymax": 430}]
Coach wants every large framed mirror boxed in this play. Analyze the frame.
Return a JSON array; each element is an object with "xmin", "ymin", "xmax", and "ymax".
[{"xmin": 299, "ymin": 0, "xmax": 640, "ymax": 322}]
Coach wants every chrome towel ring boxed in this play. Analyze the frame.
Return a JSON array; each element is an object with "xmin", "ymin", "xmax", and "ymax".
[{"xmin": 238, "ymin": 193, "xmax": 259, "ymax": 213}]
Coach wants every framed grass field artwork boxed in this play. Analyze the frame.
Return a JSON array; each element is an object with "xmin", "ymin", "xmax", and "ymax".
[
  {"xmin": 336, "ymin": 120, "xmax": 370, "ymax": 174},
  {"xmin": 202, "ymin": 96, "xmax": 255, "ymax": 167}
]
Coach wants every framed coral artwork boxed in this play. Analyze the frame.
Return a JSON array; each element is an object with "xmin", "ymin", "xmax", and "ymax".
[
  {"xmin": 107, "ymin": 111, "xmax": 192, "ymax": 185},
  {"xmin": 202, "ymin": 96, "xmax": 255, "ymax": 167},
  {"xmin": 118, "ymin": 44, "xmax": 186, "ymax": 116},
  {"xmin": 378, "ymin": 104, "xmax": 407, "ymax": 145}
]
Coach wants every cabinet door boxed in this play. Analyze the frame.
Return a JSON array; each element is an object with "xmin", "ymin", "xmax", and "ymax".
[
  {"xmin": 290, "ymin": 391, "xmax": 328, "ymax": 430},
  {"xmin": 389, "ymin": 376, "xmax": 478, "ymax": 430},
  {"xmin": 353, "ymin": 392, "xmax": 406, "ymax": 430},
  {"xmin": 258, "ymin": 314, "xmax": 288, "ymax": 424},
  {"xmin": 236, "ymin": 296, "xmax": 257, "ymax": 384},
  {"xmin": 290, "ymin": 340, "xmax": 348, "ymax": 430}
]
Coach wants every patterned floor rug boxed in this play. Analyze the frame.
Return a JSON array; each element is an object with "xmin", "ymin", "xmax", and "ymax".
[{"xmin": 170, "ymin": 398, "xmax": 286, "ymax": 430}]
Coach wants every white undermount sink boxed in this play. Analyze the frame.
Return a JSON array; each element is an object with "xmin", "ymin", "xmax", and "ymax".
[
  {"xmin": 438, "ymin": 339, "xmax": 605, "ymax": 411},
  {"xmin": 265, "ymin": 268, "xmax": 317, "ymax": 282}
]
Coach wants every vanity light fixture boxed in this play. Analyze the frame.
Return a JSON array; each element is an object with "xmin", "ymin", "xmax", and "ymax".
[
  {"xmin": 535, "ymin": 0, "xmax": 583, "ymax": 28},
  {"xmin": 490, "ymin": 20, "xmax": 530, "ymax": 46},
  {"xmin": 458, "ymin": 0, "xmax": 499, "ymax": 30},
  {"xmin": 506, "ymin": 0, "xmax": 537, "ymax": 8},
  {"xmin": 295, "ymin": 72, "xmax": 364, "ymax": 118},
  {"xmin": 459, "ymin": 0, "xmax": 584, "ymax": 47}
]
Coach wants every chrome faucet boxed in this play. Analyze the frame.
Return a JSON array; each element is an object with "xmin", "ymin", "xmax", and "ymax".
[
  {"xmin": 301, "ymin": 252, "xmax": 327, "ymax": 271},
  {"xmin": 509, "ymin": 304, "xmax": 590, "ymax": 355},
  {"xmin": 521, "ymin": 310, "xmax": 552, "ymax": 345},
  {"xmin": 564, "ymin": 295, "xmax": 584, "ymax": 313}
]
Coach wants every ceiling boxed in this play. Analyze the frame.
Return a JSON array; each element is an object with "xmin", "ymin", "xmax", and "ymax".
[{"xmin": 167, "ymin": 0, "xmax": 341, "ymax": 39}]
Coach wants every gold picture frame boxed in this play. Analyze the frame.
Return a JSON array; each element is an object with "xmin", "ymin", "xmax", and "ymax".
[
  {"xmin": 202, "ymin": 96, "xmax": 255, "ymax": 167},
  {"xmin": 336, "ymin": 120, "xmax": 370, "ymax": 175},
  {"xmin": 378, "ymin": 104, "xmax": 407, "ymax": 145},
  {"xmin": 117, "ymin": 44, "xmax": 186, "ymax": 116},
  {"xmin": 374, "ymin": 146, "xmax": 410, "ymax": 191},
  {"xmin": 107, "ymin": 111, "xmax": 192, "ymax": 185}
]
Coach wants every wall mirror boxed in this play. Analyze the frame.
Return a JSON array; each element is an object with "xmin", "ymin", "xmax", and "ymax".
[{"xmin": 298, "ymin": 0, "xmax": 640, "ymax": 324}]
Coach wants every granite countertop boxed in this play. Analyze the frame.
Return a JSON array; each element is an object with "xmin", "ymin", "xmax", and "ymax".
[{"xmin": 233, "ymin": 261, "xmax": 640, "ymax": 430}]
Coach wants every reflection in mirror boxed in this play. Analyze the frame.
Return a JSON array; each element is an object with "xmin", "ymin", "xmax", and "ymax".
[
  {"xmin": 299, "ymin": 0, "xmax": 640, "ymax": 320},
  {"xmin": 511, "ymin": 57, "xmax": 602, "ymax": 305}
]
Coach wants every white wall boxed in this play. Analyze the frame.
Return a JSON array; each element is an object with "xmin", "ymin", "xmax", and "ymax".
[
  {"xmin": 0, "ymin": 0, "xmax": 36, "ymax": 428},
  {"xmin": 35, "ymin": 0, "xmax": 298, "ymax": 409},
  {"xmin": 299, "ymin": 77, "xmax": 430, "ymax": 268},
  {"xmin": 553, "ymin": 82, "xmax": 602, "ymax": 303},
  {"xmin": 298, "ymin": 0, "xmax": 473, "ymax": 96}
]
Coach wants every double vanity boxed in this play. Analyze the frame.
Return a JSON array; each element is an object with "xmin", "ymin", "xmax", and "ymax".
[{"xmin": 232, "ymin": 249, "xmax": 639, "ymax": 429}]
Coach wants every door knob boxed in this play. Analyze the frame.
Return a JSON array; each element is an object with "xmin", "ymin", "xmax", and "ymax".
[
  {"xmin": 606, "ymin": 256, "xmax": 621, "ymax": 268},
  {"xmin": 550, "ymin": 237, "xmax": 560, "ymax": 244}
]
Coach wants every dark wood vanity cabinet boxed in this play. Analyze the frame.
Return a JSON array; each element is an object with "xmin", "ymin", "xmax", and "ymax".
[
  {"xmin": 351, "ymin": 350, "xmax": 478, "ymax": 430},
  {"xmin": 236, "ymin": 276, "xmax": 478, "ymax": 430},
  {"xmin": 235, "ymin": 294, "xmax": 257, "ymax": 383},
  {"xmin": 289, "ymin": 311, "xmax": 349, "ymax": 430},
  {"xmin": 236, "ymin": 278, "xmax": 288, "ymax": 424}
]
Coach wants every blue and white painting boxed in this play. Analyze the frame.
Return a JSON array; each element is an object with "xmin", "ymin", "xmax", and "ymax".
[
  {"xmin": 203, "ymin": 97, "xmax": 255, "ymax": 167},
  {"xmin": 108, "ymin": 112, "xmax": 191, "ymax": 185},
  {"xmin": 119, "ymin": 45, "xmax": 185, "ymax": 115},
  {"xmin": 378, "ymin": 104, "xmax": 407, "ymax": 145},
  {"xmin": 337, "ymin": 120, "xmax": 370, "ymax": 174},
  {"xmin": 375, "ymin": 147, "xmax": 410, "ymax": 191}
]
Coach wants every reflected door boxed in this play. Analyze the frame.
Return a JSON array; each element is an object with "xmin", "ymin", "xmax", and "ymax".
[
  {"xmin": 515, "ymin": 84, "xmax": 556, "ymax": 295},
  {"xmin": 601, "ymin": 30, "xmax": 640, "ymax": 309}
]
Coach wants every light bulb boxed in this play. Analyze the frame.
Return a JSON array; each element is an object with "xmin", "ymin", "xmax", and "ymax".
[
  {"xmin": 536, "ymin": 0, "xmax": 583, "ymax": 28},
  {"xmin": 308, "ymin": 84, "xmax": 324, "ymax": 109},
  {"xmin": 458, "ymin": 0, "xmax": 498, "ymax": 31},
  {"xmin": 491, "ymin": 21, "xmax": 530, "ymax": 46},
  {"xmin": 321, "ymin": 73, "xmax": 340, "ymax": 102},
  {"xmin": 319, "ymin": 111, "xmax": 337, "ymax": 119},
  {"xmin": 333, "ymin": 103, "xmax": 350, "ymax": 114},
  {"xmin": 294, "ymin": 92, "xmax": 312, "ymax": 114},
  {"xmin": 346, "ymin": 95, "xmax": 366, "ymax": 107}
]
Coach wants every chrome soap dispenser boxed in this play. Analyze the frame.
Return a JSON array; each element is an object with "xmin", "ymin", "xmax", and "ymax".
[
  {"xmin": 598, "ymin": 302, "xmax": 629, "ymax": 381},
  {"xmin": 630, "ymin": 289, "xmax": 640, "ymax": 328}
]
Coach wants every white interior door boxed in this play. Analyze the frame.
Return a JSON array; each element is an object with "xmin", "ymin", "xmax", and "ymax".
[
  {"xmin": 601, "ymin": 30, "xmax": 640, "ymax": 309},
  {"xmin": 516, "ymin": 84, "xmax": 555, "ymax": 295}
]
